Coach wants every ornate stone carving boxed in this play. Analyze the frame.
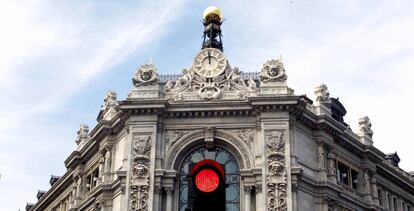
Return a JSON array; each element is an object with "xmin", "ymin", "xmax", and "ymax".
[
  {"xmin": 204, "ymin": 127, "xmax": 215, "ymax": 149},
  {"xmin": 130, "ymin": 185, "xmax": 149, "ymax": 211},
  {"xmin": 265, "ymin": 131, "xmax": 287, "ymax": 211},
  {"xmin": 164, "ymin": 80, "xmax": 173, "ymax": 92},
  {"xmin": 327, "ymin": 152, "xmax": 337, "ymax": 177},
  {"xmin": 314, "ymin": 84, "xmax": 330, "ymax": 104},
  {"xmin": 75, "ymin": 124, "xmax": 89, "ymax": 145},
  {"xmin": 102, "ymin": 91, "xmax": 119, "ymax": 111},
  {"xmin": 317, "ymin": 143, "xmax": 326, "ymax": 170},
  {"xmin": 130, "ymin": 134, "xmax": 151, "ymax": 211},
  {"xmin": 231, "ymin": 129, "xmax": 254, "ymax": 149},
  {"xmin": 170, "ymin": 64, "xmax": 253, "ymax": 101},
  {"xmin": 199, "ymin": 82, "xmax": 221, "ymax": 100},
  {"xmin": 259, "ymin": 59, "xmax": 287, "ymax": 82},
  {"xmin": 132, "ymin": 64, "xmax": 158, "ymax": 87},
  {"xmin": 165, "ymin": 130, "xmax": 191, "ymax": 151},
  {"xmin": 358, "ymin": 116, "xmax": 373, "ymax": 137}
]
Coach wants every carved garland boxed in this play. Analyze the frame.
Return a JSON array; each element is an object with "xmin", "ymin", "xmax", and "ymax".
[
  {"xmin": 129, "ymin": 134, "xmax": 151, "ymax": 211},
  {"xmin": 266, "ymin": 131, "xmax": 287, "ymax": 211}
]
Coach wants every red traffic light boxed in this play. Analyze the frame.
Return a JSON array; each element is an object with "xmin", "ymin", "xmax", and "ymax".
[{"xmin": 195, "ymin": 169, "xmax": 220, "ymax": 192}]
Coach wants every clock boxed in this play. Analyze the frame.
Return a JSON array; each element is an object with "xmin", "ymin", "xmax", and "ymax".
[{"xmin": 193, "ymin": 48, "xmax": 227, "ymax": 78}]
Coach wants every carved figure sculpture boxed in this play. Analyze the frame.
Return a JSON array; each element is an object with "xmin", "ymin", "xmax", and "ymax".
[
  {"xmin": 317, "ymin": 144, "xmax": 326, "ymax": 169},
  {"xmin": 314, "ymin": 84, "xmax": 330, "ymax": 103},
  {"xmin": 358, "ymin": 116, "xmax": 373, "ymax": 137}
]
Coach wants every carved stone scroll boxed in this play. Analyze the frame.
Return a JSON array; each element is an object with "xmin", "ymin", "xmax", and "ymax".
[
  {"xmin": 129, "ymin": 134, "xmax": 151, "ymax": 211},
  {"xmin": 266, "ymin": 131, "xmax": 287, "ymax": 211},
  {"xmin": 231, "ymin": 129, "xmax": 254, "ymax": 149}
]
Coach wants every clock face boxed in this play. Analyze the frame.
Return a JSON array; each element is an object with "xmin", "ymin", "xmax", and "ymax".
[{"xmin": 193, "ymin": 48, "xmax": 227, "ymax": 78}]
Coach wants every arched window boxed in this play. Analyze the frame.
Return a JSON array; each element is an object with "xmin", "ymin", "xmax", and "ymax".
[{"xmin": 178, "ymin": 146, "xmax": 240, "ymax": 211}]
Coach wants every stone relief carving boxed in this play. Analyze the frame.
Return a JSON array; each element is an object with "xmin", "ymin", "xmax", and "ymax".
[
  {"xmin": 165, "ymin": 130, "xmax": 252, "ymax": 169},
  {"xmin": 314, "ymin": 84, "xmax": 330, "ymax": 104},
  {"xmin": 170, "ymin": 65, "xmax": 253, "ymax": 101},
  {"xmin": 358, "ymin": 116, "xmax": 373, "ymax": 137},
  {"xmin": 164, "ymin": 80, "xmax": 173, "ymax": 92},
  {"xmin": 204, "ymin": 127, "xmax": 215, "ymax": 148},
  {"xmin": 129, "ymin": 134, "xmax": 151, "ymax": 211},
  {"xmin": 259, "ymin": 59, "xmax": 287, "ymax": 83},
  {"xmin": 231, "ymin": 129, "xmax": 255, "ymax": 149},
  {"xmin": 132, "ymin": 64, "xmax": 158, "ymax": 87},
  {"xmin": 165, "ymin": 130, "xmax": 191, "ymax": 151},
  {"xmin": 317, "ymin": 143, "xmax": 326, "ymax": 170},
  {"xmin": 102, "ymin": 91, "xmax": 119, "ymax": 111},
  {"xmin": 266, "ymin": 131, "xmax": 287, "ymax": 211},
  {"xmin": 327, "ymin": 152, "xmax": 337, "ymax": 177}
]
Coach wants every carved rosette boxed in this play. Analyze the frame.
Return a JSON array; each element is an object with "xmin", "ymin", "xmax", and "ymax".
[
  {"xmin": 266, "ymin": 131, "xmax": 287, "ymax": 211},
  {"xmin": 259, "ymin": 59, "xmax": 287, "ymax": 83},
  {"xmin": 129, "ymin": 134, "xmax": 151, "ymax": 211},
  {"xmin": 132, "ymin": 64, "xmax": 158, "ymax": 87}
]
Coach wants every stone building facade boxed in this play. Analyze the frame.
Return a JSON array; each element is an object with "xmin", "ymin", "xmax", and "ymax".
[{"xmin": 27, "ymin": 9, "xmax": 414, "ymax": 211}]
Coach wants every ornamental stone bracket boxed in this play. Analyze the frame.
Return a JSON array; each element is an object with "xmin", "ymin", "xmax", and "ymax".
[
  {"xmin": 358, "ymin": 116, "xmax": 373, "ymax": 145},
  {"xmin": 265, "ymin": 131, "xmax": 288, "ymax": 211},
  {"xmin": 259, "ymin": 58, "xmax": 293, "ymax": 95},
  {"xmin": 128, "ymin": 64, "xmax": 160, "ymax": 99}
]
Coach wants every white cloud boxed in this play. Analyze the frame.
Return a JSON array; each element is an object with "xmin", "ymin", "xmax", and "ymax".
[
  {"xmin": 0, "ymin": 0, "xmax": 187, "ymax": 209},
  {"xmin": 220, "ymin": 1, "xmax": 414, "ymax": 169}
]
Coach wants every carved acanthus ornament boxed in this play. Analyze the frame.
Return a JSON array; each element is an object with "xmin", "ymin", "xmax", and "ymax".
[
  {"xmin": 259, "ymin": 59, "xmax": 287, "ymax": 83},
  {"xmin": 129, "ymin": 134, "xmax": 151, "ymax": 211},
  {"xmin": 231, "ymin": 129, "xmax": 255, "ymax": 149},
  {"xmin": 165, "ymin": 130, "xmax": 191, "ymax": 151},
  {"xmin": 266, "ymin": 131, "xmax": 287, "ymax": 211},
  {"xmin": 132, "ymin": 64, "xmax": 158, "ymax": 87}
]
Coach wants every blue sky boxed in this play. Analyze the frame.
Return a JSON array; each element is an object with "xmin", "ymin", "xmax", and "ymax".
[{"xmin": 1, "ymin": 0, "xmax": 414, "ymax": 210}]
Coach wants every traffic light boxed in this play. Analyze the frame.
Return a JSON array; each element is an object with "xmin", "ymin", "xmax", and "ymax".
[{"xmin": 187, "ymin": 160, "xmax": 226, "ymax": 211}]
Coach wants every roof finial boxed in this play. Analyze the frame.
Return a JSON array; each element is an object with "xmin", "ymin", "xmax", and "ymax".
[{"xmin": 201, "ymin": 6, "xmax": 224, "ymax": 52}]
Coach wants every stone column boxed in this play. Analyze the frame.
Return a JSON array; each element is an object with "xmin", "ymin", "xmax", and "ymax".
[
  {"xmin": 389, "ymin": 195, "xmax": 395, "ymax": 211},
  {"xmin": 244, "ymin": 186, "xmax": 253, "ymax": 211},
  {"xmin": 153, "ymin": 186, "xmax": 162, "ymax": 211},
  {"xmin": 371, "ymin": 177, "xmax": 379, "ymax": 206},
  {"xmin": 255, "ymin": 184, "xmax": 264, "ymax": 211},
  {"xmin": 103, "ymin": 150, "xmax": 111, "ymax": 182},
  {"xmin": 327, "ymin": 152, "xmax": 337, "ymax": 183},
  {"xmin": 165, "ymin": 187, "xmax": 173, "ymax": 211}
]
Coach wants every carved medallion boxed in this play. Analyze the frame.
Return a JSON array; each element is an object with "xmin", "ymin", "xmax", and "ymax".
[
  {"xmin": 259, "ymin": 59, "xmax": 287, "ymax": 82},
  {"xmin": 132, "ymin": 64, "xmax": 158, "ymax": 87}
]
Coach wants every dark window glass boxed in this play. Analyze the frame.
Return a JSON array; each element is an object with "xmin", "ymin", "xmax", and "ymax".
[{"xmin": 178, "ymin": 146, "xmax": 240, "ymax": 211}]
